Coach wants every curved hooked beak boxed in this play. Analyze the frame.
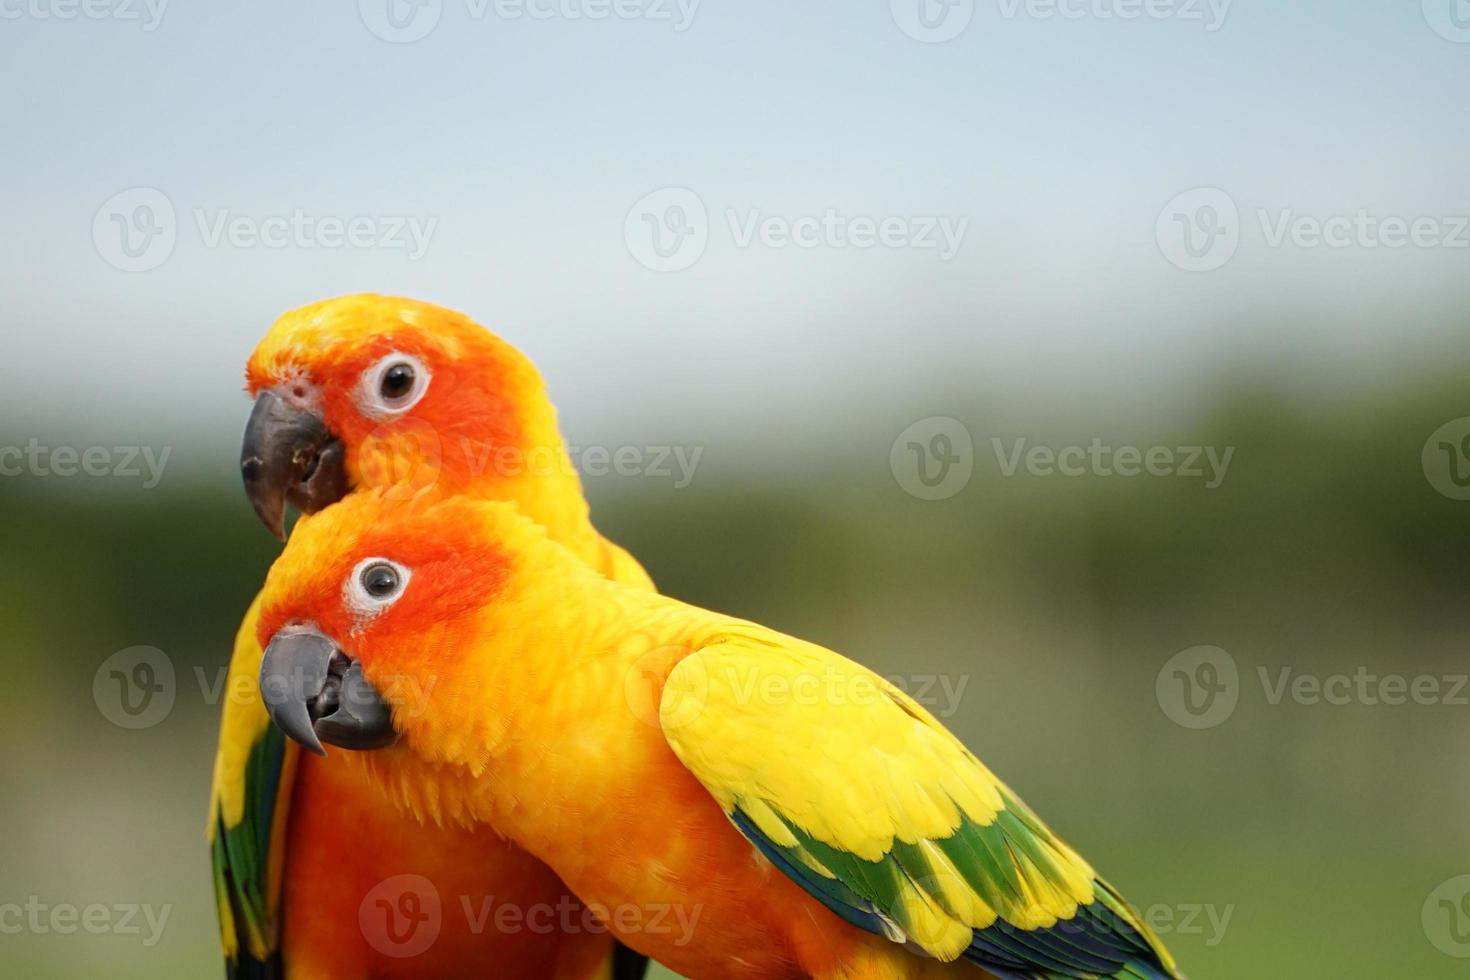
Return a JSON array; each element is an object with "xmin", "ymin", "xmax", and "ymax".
[
  {"xmin": 259, "ymin": 627, "xmax": 397, "ymax": 755},
  {"xmin": 240, "ymin": 390, "xmax": 349, "ymax": 541}
]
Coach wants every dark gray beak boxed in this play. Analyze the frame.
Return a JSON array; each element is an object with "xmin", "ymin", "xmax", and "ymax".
[
  {"xmin": 240, "ymin": 390, "xmax": 349, "ymax": 541},
  {"xmin": 259, "ymin": 627, "xmax": 396, "ymax": 755}
]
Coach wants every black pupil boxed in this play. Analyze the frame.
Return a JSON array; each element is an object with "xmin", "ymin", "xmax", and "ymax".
[
  {"xmin": 363, "ymin": 565, "xmax": 398, "ymax": 598},
  {"xmin": 381, "ymin": 363, "xmax": 415, "ymax": 400}
]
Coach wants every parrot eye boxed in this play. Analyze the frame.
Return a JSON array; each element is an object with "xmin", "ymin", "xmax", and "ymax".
[
  {"xmin": 381, "ymin": 363, "xmax": 415, "ymax": 400},
  {"xmin": 362, "ymin": 563, "xmax": 400, "ymax": 597},
  {"xmin": 358, "ymin": 352, "xmax": 430, "ymax": 417},
  {"xmin": 345, "ymin": 557, "xmax": 411, "ymax": 616}
]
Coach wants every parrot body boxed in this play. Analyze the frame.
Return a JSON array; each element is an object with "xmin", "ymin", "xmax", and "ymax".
[
  {"xmin": 210, "ymin": 295, "xmax": 652, "ymax": 978},
  {"xmin": 255, "ymin": 493, "xmax": 1182, "ymax": 980}
]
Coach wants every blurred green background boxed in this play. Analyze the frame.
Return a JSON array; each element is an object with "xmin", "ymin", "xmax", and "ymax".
[{"xmin": 3, "ymin": 346, "xmax": 1469, "ymax": 977}]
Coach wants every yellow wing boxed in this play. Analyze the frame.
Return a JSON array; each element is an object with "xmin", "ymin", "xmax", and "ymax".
[{"xmin": 660, "ymin": 632, "xmax": 1178, "ymax": 978}]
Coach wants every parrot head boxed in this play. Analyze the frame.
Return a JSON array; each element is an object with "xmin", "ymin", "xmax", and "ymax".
[
  {"xmin": 240, "ymin": 294, "xmax": 561, "ymax": 540},
  {"xmin": 254, "ymin": 491, "xmax": 562, "ymax": 756}
]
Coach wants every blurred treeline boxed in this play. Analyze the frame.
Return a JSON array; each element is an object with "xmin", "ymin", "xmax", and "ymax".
[{"xmin": 2, "ymin": 359, "xmax": 1469, "ymax": 978}]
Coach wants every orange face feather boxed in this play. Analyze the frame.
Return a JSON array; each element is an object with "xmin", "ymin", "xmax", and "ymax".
[
  {"xmin": 256, "ymin": 493, "xmax": 514, "ymax": 690},
  {"xmin": 245, "ymin": 294, "xmax": 558, "ymax": 501}
]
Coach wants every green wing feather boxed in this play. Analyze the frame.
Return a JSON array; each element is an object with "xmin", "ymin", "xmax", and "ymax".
[
  {"xmin": 663, "ymin": 635, "xmax": 1180, "ymax": 979},
  {"xmin": 208, "ymin": 595, "xmax": 295, "ymax": 979}
]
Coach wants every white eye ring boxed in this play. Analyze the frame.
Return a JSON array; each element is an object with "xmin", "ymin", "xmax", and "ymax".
[
  {"xmin": 345, "ymin": 557, "xmax": 412, "ymax": 618},
  {"xmin": 357, "ymin": 352, "xmax": 431, "ymax": 418}
]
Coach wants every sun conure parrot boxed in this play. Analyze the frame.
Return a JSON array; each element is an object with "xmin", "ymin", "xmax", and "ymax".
[
  {"xmin": 252, "ymin": 491, "xmax": 1183, "ymax": 980},
  {"xmin": 209, "ymin": 294, "xmax": 656, "ymax": 979}
]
